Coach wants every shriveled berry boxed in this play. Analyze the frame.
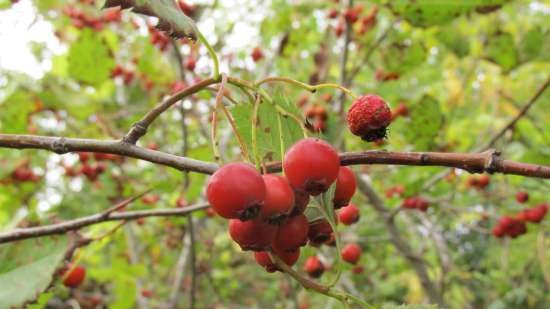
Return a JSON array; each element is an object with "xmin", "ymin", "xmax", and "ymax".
[
  {"xmin": 304, "ymin": 256, "xmax": 325, "ymax": 278},
  {"xmin": 338, "ymin": 203, "xmax": 360, "ymax": 225},
  {"xmin": 307, "ymin": 219, "xmax": 333, "ymax": 246},
  {"xmin": 207, "ymin": 163, "xmax": 266, "ymax": 220},
  {"xmin": 289, "ymin": 188, "xmax": 310, "ymax": 217},
  {"xmin": 260, "ymin": 174, "xmax": 295, "ymax": 224},
  {"xmin": 341, "ymin": 243, "xmax": 362, "ymax": 264},
  {"xmin": 61, "ymin": 264, "xmax": 86, "ymax": 288},
  {"xmin": 346, "ymin": 94, "xmax": 391, "ymax": 141},
  {"xmin": 228, "ymin": 219, "xmax": 277, "ymax": 251},
  {"xmin": 515, "ymin": 191, "xmax": 529, "ymax": 204},
  {"xmin": 273, "ymin": 214, "xmax": 309, "ymax": 252},
  {"xmin": 283, "ymin": 138, "xmax": 340, "ymax": 196},
  {"xmin": 333, "ymin": 166, "xmax": 356, "ymax": 208}
]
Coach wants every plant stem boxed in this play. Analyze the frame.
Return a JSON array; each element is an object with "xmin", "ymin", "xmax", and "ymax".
[
  {"xmin": 255, "ymin": 77, "xmax": 357, "ymax": 100},
  {"xmin": 197, "ymin": 31, "xmax": 220, "ymax": 80}
]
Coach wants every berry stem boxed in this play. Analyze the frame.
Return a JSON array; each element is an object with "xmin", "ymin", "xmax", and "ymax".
[
  {"xmin": 197, "ymin": 31, "xmax": 220, "ymax": 81},
  {"xmin": 255, "ymin": 76, "xmax": 358, "ymax": 100}
]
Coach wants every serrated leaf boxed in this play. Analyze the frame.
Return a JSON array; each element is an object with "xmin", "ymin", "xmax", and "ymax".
[
  {"xmin": 68, "ymin": 29, "xmax": 115, "ymax": 85},
  {"xmin": 0, "ymin": 236, "xmax": 69, "ymax": 308},
  {"xmin": 104, "ymin": 0, "xmax": 198, "ymax": 40},
  {"xmin": 404, "ymin": 95, "xmax": 443, "ymax": 150},
  {"xmin": 484, "ymin": 31, "xmax": 518, "ymax": 71}
]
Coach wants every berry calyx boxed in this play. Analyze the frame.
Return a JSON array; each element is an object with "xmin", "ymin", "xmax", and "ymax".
[
  {"xmin": 515, "ymin": 191, "xmax": 529, "ymax": 204},
  {"xmin": 346, "ymin": 94, "xmax": 391, "ymax": 142},
  {"xmin": 307, "ymin": 219, "xmax": 334, "ymax": 246},
  {"xmin": 260, "ymin": 174, "xmax": 295, "ymax": 224},
  {"xmin": 333, "ymin": 166, "xmax": 356, "ymax": 208},
  {"xmin": 341, "ymin": 243, "xmax": 362, "ymax": 264},
  {"xmin": 228, "ymin": 219, "xmax": 277, "ymax": 251},
  {"xmin": 283, "ymin": 138, "xmax": 340, "ymax": 196},
  {"xmin": 273, "ymin": 214, "xmax": 309, "ymax": 252},
  {"xmin": 289, "ymin": 188, "xmax": 310, "ymax": 217},
  {"xmin": 61, "ymin": 264, "xmax": 86, "ymax": 288},
  {"xmin": 338, "ymin": 203, "xmax": 360, "ymax": 225},
  {"xmin": 304, "ymin": 256, "xmax": 325, "ymax": 278},
  {"xmin": 206, "ymin": 163, "xmax": 266, "ymax": 220}
]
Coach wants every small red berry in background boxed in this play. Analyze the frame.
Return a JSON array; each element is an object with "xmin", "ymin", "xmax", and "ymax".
[
  {"xmin": 304, "ymin": 256, "xmax": 325, "ymax": 278},
  {"xmin": 176, "ymin": 197, "xmax": 187, "ymax": 208},
  {"xmin": 347, "ymin": 94, "xmax": 392, "ymax": 142},
  {"xmin": 333, "ymin": 166, "xmax": 356, "ymax": 208},
  {"xmin": 283, "ymin": 138, "xmax": 340, "ymax": 196},
  {"xmin": 517, "ymin": 203, "xmax": 548, "ymax": 223},
  {"xmin": 334, "ymin": 20, "xmax": 345, "ymax": 37},
  {"xmin": 352, "ymin": 265, "xmax": 364, "ymax": 274},
  {"xmin": 515, "ymin": 191, "xmax": 529, "ymax": 203},
  {"xmin": 273, "ymin": 214, "xmax": 309, "ymax": 252},
  {"xmin": 260, "ymin": 174, "xmax": 295, "ymax": 223},
  {"xmin": 185, "ymin": 57, "xmax": 196, "ymax": 71},
  {"xmin": 251, "ymin": 47, "xmax": 264, "ymax": 62},
  {"xmin": 401, "ymin": 196, "xmax": 429, "ymax": 212},
  {"xmin": 385, "ymin": 185, "xmax": 405, "ymax": 198},
  {"xmin": 61, "ymin": 264, "xmax": 86, "ymax": 288},
  {"xmin": 327, "ymin": 8, "xmax": 339, "ymax": 19},
  {"xmin": 206, "ymin": 163, "xmax": 265, "ymax": 220},
  {"xmin": 141, "ymin": 289, "xmax": 153, "ymax": 298},
  {"xmin": 228, "ymin": 219, "xmax": 277, "ymax": 251},
  {"xmin": 338, "ymin": 203, "xmax": 360, "ymax": 225},
  {"xmin": 141, "ymin": 194, "xmax": 160, "ymax": 205},
  {"xmin": 341, "ymin": 243, "xmax": 362, "ymax": 264}
]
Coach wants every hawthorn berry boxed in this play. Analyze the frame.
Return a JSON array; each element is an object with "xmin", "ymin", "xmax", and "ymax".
[
  {"xmin": 206, "ymin": 163, "xmax": 266, "ymax": 220},
  {"xmin": 304, "ymin": 256, "xmax": 325, "ymax": 278},
  {"xmin": 254, "ymin": 249, "xmax": 300, "ymax": 273},
  {"xmin": 251, "ymin": 47, "xmax": 264, "ymax": 62},
  {"xmin": 524, "ymin": 203, "xmax": 548, "ymax": 223},
  {"xmin": 346, "ymin": 94, "xmax": 392, "ymax": 141},
  {"xmin": 283, "ymin": 138, "xmax": 340, "ymax": 196},
  {"xmin": 352, "ymin": 265, "xmax": 364, "ymax": 274},
  {"xmin": 333, "ymin": 166, "xmax": 356, "ymax": 208},
  {"xmin": 141, "ymin": 289, "xmax": 153, "ymax": 298},
  {"xmin": 341, "ymin": 243, "xmax": 362, "ymax": 264},
  {"xmin": 176, "ymin": 197, "xmax": 187, "ymax": 208},
  {"xmin": 289, "ymin": 188, "xmax": 310, "ymax": 217},
  {"xmin": 61, "ymin": 264, "xmax": 86, "ymax": 288},
  {"xmin": 307, "ymin": 219, "xmax": 333, "ymax": 246},
  {"xmin": 260, "ymin": 174, "xmax": 295, "ymax": 224},
  {"xmin": 273, "ymin": 214, "xmax": 309, "ymax": 252},
  {"xmin": 185, "ymin": 57, "xmax": 196, "ymax": 71},
  {"xmin": 401, "ymin": 196, "xmax": 429, "ymax": 212},
  {"xmin": 327, "ymin": 8, "xmax": 339, "ymax": 19},
  {"xmin": 338, "ymin": 203, "xmax": 360, "ymax": 225},
  {"xmin": 515, "ymin": 191, "xmax": 529, "ymax": 204},
  {"xmin": 228, "ymin": 219, "xmax": 277, "ymax": 251}
]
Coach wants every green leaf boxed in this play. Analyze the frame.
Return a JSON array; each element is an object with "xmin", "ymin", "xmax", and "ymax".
[
  {"xmin": 104, "ymin": 0, "xmax": 198, "ymax": 40},
  {"xmin": 403, "ymin": 95, "xmax": 443, "ymax": 150},
  {"xmin": 68, "ymin": 29, "xmax": 115, "ymax": 85},
  {"xmin": 484, "ymin": 31, "xmax": 518, "ymax": 71},
  {"xmin": 519, "ymin": 27, "xmax": 544, "ymax": 62},
  {"xmin": 383, "ymin": 41, "xmax": 427, "ymax": 74},
  {"xmin": 0, "ymin": 91, "xmax": 35, "ymax": 134},
  {"xmin": 0, "ymin": 236, "xmax": 69, "ymax": 308}
]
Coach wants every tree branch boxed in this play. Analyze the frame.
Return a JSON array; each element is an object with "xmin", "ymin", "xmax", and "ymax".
[{"xmin": 0, "ymin": 203, "xmax": 209, "ymax": 244}]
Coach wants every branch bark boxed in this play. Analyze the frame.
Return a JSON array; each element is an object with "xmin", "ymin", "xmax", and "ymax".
[{"xmin": 0, "ymin": 203, "xmax": 209, "ymax": 244}]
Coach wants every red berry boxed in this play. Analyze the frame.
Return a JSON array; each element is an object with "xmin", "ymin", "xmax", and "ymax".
[
  {"xmin": 335, "ymin": 20, "xmax": 345, "ymax": 37},
  {"xmin": 327, "ymin": 8, "xmax": 339, "ymax": 19},
  {"xmin": 251, "ymin": 47, "xmax": 264, "ymax": 62},
  {"xmin": 141, "ymin": 194, "xmax": 160, "ymax": 205},
  {"xmin": 341, "ymin": 243, "xmax": 362, "ymax": 264},
  {"xmin": 178, "ymin": 0, "xmax": 196, "ymax": 17},
  {"xmin": 78, "ymin": 152, "xmax": 91, "ymax": 163},
  {"xmin": 206, "ymin": 163, "xmax": 266, "ymax": 220},
  {"xmin": 515, "ymin": 191, "xmax": 529, "ymax": 204},
  {"xmin": 352, "ymin": 265, "xmax": 364, "ymax": 274},
  {"xmin": 304, "ymin": 105, "xmax": 316, "ymax": 119},
  {"xmin": 260, "ymin": 174, "xmax": 295, "ymax": 223},
  {"xmin": 289, "ymin": 188, "xmax": 310, "ymax": 217},
  {"xmin": 333, "ymin": 166, "xmax": 356, "ymax": 208},
  {"xmin": 141, "ymin": 289, "xmax": 153, "ymax": 298},
  {"xmin": 343, "ymin": 8, "xmax": 359, "ymax": 23},
  {"xmin": 492, "ymin": 224, "xmax": 505, "ymax": 238},
  {"xmin": 283, "ymin": 138, "xmax": 340, "ymax": 196},
  {"xmin": 304, "ymin": 256, "xmax": 325, "ymax": 278},
  {"xmin": 338, "ymin": 203, "xmax": 360, "ymax": 225},
  {"xmin": 307, "ymin": 219, "xmax": 333, "ymax": 245},
  {"xmin": 185, "ymin": 57, "xmax": 196, "ymax": 71},
  {"xmin": 346, "ymin": 94, "xmax": 392, "ymax": 142},
  {"xmin": 273, "ymin": 214, "xmax": 309, "ymax": 252},
  {"xmin": 102, "ymin": 7, "xmax": 121, "ymax": 23},
  {"xmin": 254, "ymin": 249, "xmax": 300, "ymax": 273},
  {"xmin": 401, "ymin": 196, "xmax": 429, "ymax": 211},
  {"xmin": 228, "ymin": 219, "xmax": 277, "ymax": 251},
  {"xmin": 61, "ymin": 264, "xmax": 86, "ymax": 288},
  {"xmin": 525, "ymin": 203, "xmax": 548, "ymax": 223},
  {"xmin": 12, "ymin": 167, "xmax": 34, "ymax": 182},
  {"xmin": 176, "ymin": 197, "xmax": 187, "ymax": 208}
]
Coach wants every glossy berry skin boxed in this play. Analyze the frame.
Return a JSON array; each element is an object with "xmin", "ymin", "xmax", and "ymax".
[
  {"xmin": 260, "ymin": 174, "xmax": 295, "ymax": 223},
  {"xmin": 333, "ymin": 166, "xmax": 356, "ymax": 208},
  {"xmin": 347, "ymin": 95, "xmax": 391, "ymax": 142},
  {"xmin": 273, "ymin": 214, "xmax": 309, "ymax": 252},
  {"xmin": 207, "ymin": 163, "xmax": 266, "ymax": 220},
  {"xmin": 61, "ymin": 264, "xmax": 86, "ymax": 288},
  {"xmin": 304, "ymin": 256, "xmax": 324, "ymax": 278},
  {"xmin": 307, "ymin": 219, "xmax": 333, "ymax": 246},
  {"xmin": 254, "ymin": 248, "xmax": 300, "ymax": 273},
  {"xmin": 283, "ymin": 138, "xmax": 340, "ymax": 196},
  {"xmin": 228, "ymin": 219, "xmax": 277, "ymax": 251},
  {"xmin": 515, "ymin": 191, "xmax": 529, "ymax": 204},
  {"xmin": 289, "ymin": 188, "xmax": 310, "ymax": 217},
  {"xmin": 341, "ymin": 243, "xmax": 362, "ymax": 264},
  {"xmin": 338, "ymin": 203, "xmax": 360, "ymax": 225}
]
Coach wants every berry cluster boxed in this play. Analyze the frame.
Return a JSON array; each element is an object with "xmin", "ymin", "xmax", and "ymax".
[
  {"xmin": 10, "ymin": 164, "xmax": 41, "ymax": 183},
  {"xmin": 329, "ymin": 4, "xmax": 378, "ymax": 37},
  {"xmin": 64, "ymin": 152, "xmax": 122, "ymax": 182},
  {"xmin": 492, "ymin": 203, "xmax": 548, "ymax": 238},
  {"xmin": 467, "ymin": 174, "xmax": 491, "ymax": 190},
  {"xmin": 63, "ymin": 5, "xmax": 121, "ymax": 31},
  {"xmin": 401, "ymin": 196, "xmax": 430, "ymax": 212},
  {"xmin": 206, "ymin": 138, "xmax": 362, "ymax": 275}
]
